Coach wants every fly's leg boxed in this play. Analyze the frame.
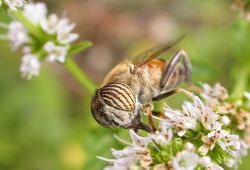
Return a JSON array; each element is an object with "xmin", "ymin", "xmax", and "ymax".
[
  {"xmin": 132, "ymin": 124, "xmax": 151, "ymax": 133},
  {"xmin": 152, "ymin": 88, "xmax": 179, "ymax": 101},
  {"xmin": 160, "ymin": 49, "xmax": 191, "ymax": 90},
  {"xmin": 141, "ymin": 104, "xmax": 156, "ymax": 132},
  {"xmin": 147, "ymin": 108, "xmax": 156, "ymax": 132},
  {"xmin": 129, "ymin": 114, "xmax": 152, "ymax": 132}
]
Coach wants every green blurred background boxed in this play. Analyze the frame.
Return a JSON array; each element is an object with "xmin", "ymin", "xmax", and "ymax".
[{"xmin": 1, "ymin": 0, "xmax": 250, "ymax": 169}]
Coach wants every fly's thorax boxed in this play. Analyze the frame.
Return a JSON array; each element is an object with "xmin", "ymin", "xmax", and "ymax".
[
  {"xmin": 131, "ymin": 68, "xmax": 158, "ymax": 104},
  {"xmin": 91, "ymin": 81, "xmax": 139, "ymax": 128},
  {"xmin": 101, "ymin": 62, "xmax": 131, "ymax": 86}
]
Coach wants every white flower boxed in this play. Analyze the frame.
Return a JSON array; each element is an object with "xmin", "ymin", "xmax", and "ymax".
[
  {"xmin": 41, "ymin": 15, "xmax": 79, "ymax": 44},
  {"xmin": 98, "ymin": 130, "xmax": 152, "ymax": 170},
  {"xmin": 162, "ymin": 93, "xmax": 219, "ymax": 136},
  {"xmin": 221, "ymin": 116, "xmax": 230, "ymax": 125},
  {"xmin": 186, "ymin": 91, "xmax": 219, "ymax": 130},
  {"xmin": 201, "ymin": 83, "xmax": 229, "ymax": 107},
  {"xmin": 97, "ymin": 87, "xmax": 250, "ymax": 169},
  {"xmin": 162, "ymin": 104, "xmax": 197, "ymax": 137},
  {"xmin": 23, "ymin": 2, "xmax": 47, "ymax": 24},
  {"xmin": 171, "ymin": 150, "xmax": 199, "ymax": 170},
  {"xmin": 20, "ymin": 54, "xmax": 41, "ymax": 80},
  {"xmin": 3, "ymin": 0, "xmax": 25, "ymax": 11},
  {"xmin": 201, "ymin": 107, "xmax": 219, "ymax": 130},
  {"xmin": 7, "ymin": 21, "xmax": 28, "ymax": 50},
  {"xmin": 44, "ymin": 41, "xmax": 68, "ymax": 63},
  {"xmin": 149, "ymin": 121, "xmax": 173, "ymax": 145},
  {"xmin": 40, "ymin": 14, "xmax": 59, "ymax": 34},
  {"xmin": 217, "ymin": 130, "xmax": 241, "ymax": 157},
  {"xmin": 5, "ymin": 2, "xmax": 80, "ymax": 79},
  {"xmin": 56, "ymin": 17, "xmax": 79, "ymax": 44},
  {"xmin": 198, "ymin": 125, "xmax": 222, "ymax": 155}
]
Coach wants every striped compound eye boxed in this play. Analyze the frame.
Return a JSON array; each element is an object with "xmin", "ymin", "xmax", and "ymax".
[{"xmin": 99, "ymin": 82, "xmax": 135, "ymax": 111}]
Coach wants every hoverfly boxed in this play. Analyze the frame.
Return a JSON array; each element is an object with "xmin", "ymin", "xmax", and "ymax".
[{"xmin": 91, "ymin": 36, "xmax": 191, "ymax": 132}]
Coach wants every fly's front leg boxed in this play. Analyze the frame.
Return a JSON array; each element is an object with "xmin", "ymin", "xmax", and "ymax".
[
  {"xmin": 160, "ymin": 50, "xmax": 191, "ymax": 90},
  {"xmin": 142, "ymin": 104, "xmax": 156, "ymax": 132}
]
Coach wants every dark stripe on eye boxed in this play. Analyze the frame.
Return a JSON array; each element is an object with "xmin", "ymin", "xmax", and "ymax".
[
  {"xmin": 101, "ymin": 92, "xmax": 124, "ymax": 110},
  {"xmin": 101, "ymin": 87, "xmax": 134, "ymax": 110},
  {"xmin": 101, "ymin": 91, "xmax": 130, "ymax": 111},
  {"xmin": 100, "ymin": 82, "xmax": 135, "ymax": 111},
  {"xmin": 110, "ymin": 83, "xmax": 135, "ymax": 102}
]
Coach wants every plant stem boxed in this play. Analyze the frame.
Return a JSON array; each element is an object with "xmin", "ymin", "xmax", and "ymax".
[
  {"xmin": 11, "ymin": 10, "xmax": 43, "ymax": 38},
  {"xmin": 232, "ymin": 66, "xmax": 249, "ymax": 98},
  {"xmin": 64, "ymin": 58, "xmax": 96, "ymax": 94}
]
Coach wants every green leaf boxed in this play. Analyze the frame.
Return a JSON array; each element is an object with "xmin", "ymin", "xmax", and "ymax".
[{"xmin": 68, "ymin": 41, "xmax": 93, "ymax": 57}]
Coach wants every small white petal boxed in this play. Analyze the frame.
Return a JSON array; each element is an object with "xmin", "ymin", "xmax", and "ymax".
[
  {"xmin": 3, "ymin": 0, "xmax": 25, "ymax": 11},
  {"xmin": 211, "ymin": 122, "xmax": 222, "ymax": 131},
  {"xmin": 56, "ymin": 17, "xmax": 79, "ymax": 44},
  {"xmin": 221, "ymin": 116, "xmax": 230, "ymax": 125},
  {"xmin": 114, "ymin": 157, "xmax": 135, "ymax": 168},
  {"xmin": 57, "ymin": 32, "xmax": 79, "ymax": 44},
  {"xmin": 7, "ymin": 21, "xmax": 28, "ymax": 50},
  {"xmin": 23, "ymin": 2, "xmax": 47, "ymax": 24},
  {"xmin": 41, "ymin": 14, "xmax": 59, "ymax": 34},
  {"xmin": 225, "ymin": 158, "xmax": 235, "ymax": 167},
  {"xmin": 177, "ymin": 130, "xmax": 186, "ymax": 137},
  {"xmin": 20, "ymin": 54, "xmax": 41, "ymax": 79},
  {"xmin": 96, "ymin": 156, "xmax": 115, "ymax": 163},
  {"xmin": 184, "ymin": 142, "xmax": 195, "ymax": 151},
  {"xmin": 44, "ymin": 41, "xmax": 68, "ymax": 63},
  {"xmin": 129, "ymin": 129, "xmax": 149, "ymax": 146},
  {"xmin": 199, "ymin": 156, "xmax": 212, "ymax": 167},
  {"xmin": 201, "ymin": 83, "xmax": 228, "ymax": 108},
  {"xmin": 172, "ymin": 150, "xmax": 199, "ymax": 170},
  {"xmin": 213, "ymin": 164, "xmax": 224, "ymax": 170},
  {"xmin": 198, "ymin": 145, "xmax": 209, "ymax": 156},
  {"xmin": 111, "ymin": 146, "xmax": 142, "ymax": 158}
]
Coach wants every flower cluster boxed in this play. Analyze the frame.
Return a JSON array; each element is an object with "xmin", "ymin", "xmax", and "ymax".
[
  {"xmin": 0, "ymin": 0, "xmax": 25, "ymax": 11},
  {"xmin": 5, "ymin": 2, "xmax": 80, "ymax": 79},
  {"xmin": 232, "ymin": 0, "xmax": 250, "ymax": 21},
  {"xmin": 98, "ymin": 83, "xmax": 250, "ymax": 170}
]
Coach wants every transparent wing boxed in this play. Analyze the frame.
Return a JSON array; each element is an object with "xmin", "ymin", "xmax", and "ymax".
[{"xmin": 131, "ymin": 35, "xmax": 185, "ymax": 67}]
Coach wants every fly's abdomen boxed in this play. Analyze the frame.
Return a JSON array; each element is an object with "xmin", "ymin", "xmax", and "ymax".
[{"xmin": 99, "ymin": 82, "xmax": 135, "ymax": 111}]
